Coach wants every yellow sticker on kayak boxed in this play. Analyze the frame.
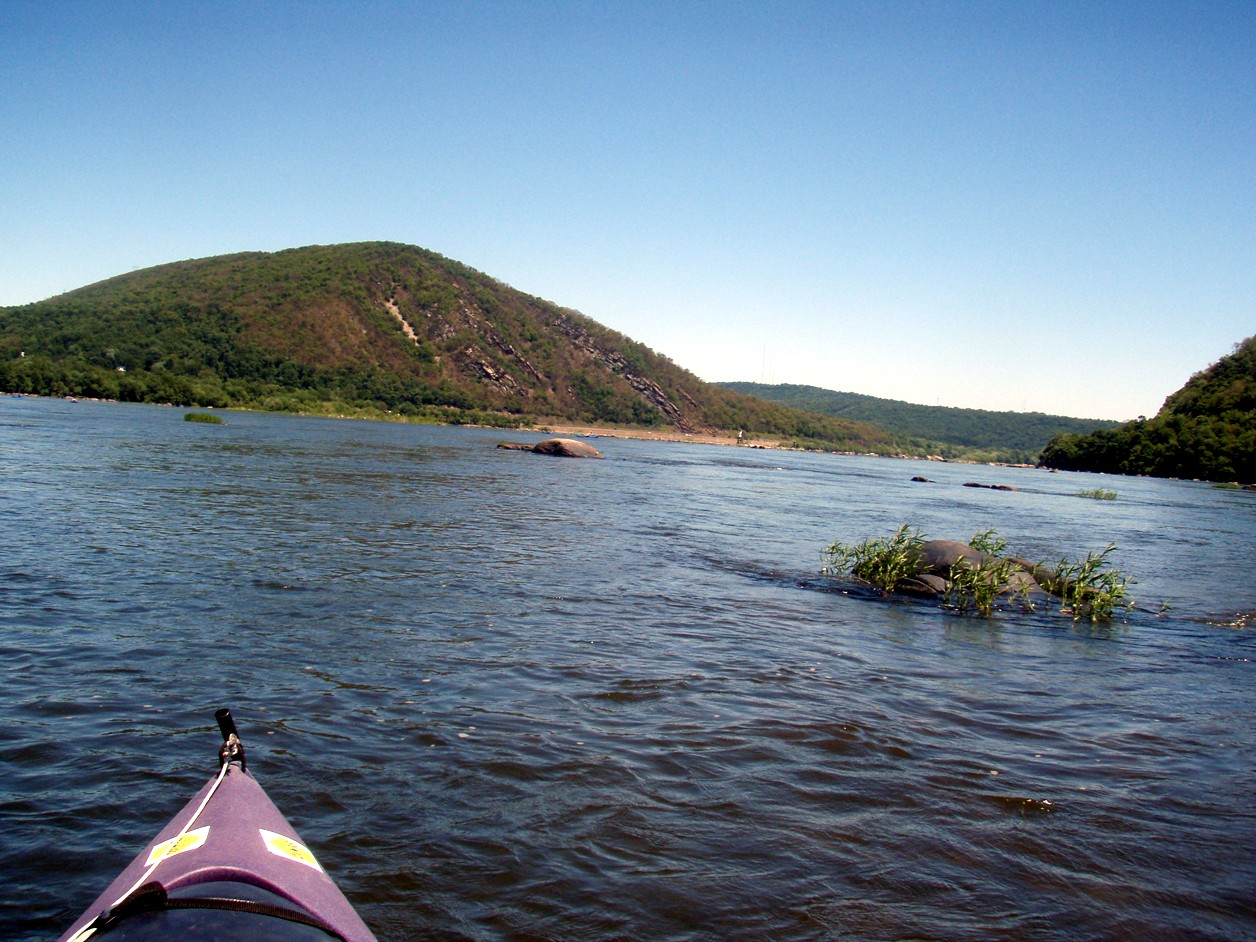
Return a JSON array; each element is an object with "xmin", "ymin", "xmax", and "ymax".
[
  {"xmin": 260, "ymin": 828, "xmax": 323, "ymax": 872},
  {"xmin": 145, "ymin": 826, "xmax": 210, "ymax": 866}
]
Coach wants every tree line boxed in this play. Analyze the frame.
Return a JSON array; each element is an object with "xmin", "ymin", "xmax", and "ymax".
[{"xmin": 1039, "ymin": 336, "xmax": 1256, "ymax": 483}]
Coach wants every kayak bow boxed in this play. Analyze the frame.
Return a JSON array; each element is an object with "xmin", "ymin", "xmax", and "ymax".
[{"xmin": 58, "ymin": 709, "xmax": 377, "ymax": 942}]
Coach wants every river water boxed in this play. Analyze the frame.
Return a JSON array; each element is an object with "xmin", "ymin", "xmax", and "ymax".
[{"xmin": 3, "ymin": 397, "xmax": 1254, "ymax": 941}]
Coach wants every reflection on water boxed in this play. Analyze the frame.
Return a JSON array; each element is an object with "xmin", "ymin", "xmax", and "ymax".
[{"xmin": 2, "ymin": 397, "xmax": 1254, "ymax": 941}]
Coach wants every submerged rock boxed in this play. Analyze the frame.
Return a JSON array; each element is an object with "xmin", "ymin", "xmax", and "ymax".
[{"xmin": 896, "ymin": 573, "xmax": 949, "ymax": 597}]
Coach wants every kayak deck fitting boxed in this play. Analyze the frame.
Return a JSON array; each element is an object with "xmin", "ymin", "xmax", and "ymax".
[{"xmin": 58, "ymin": 709, "xmax": 378, "ymax": 942}]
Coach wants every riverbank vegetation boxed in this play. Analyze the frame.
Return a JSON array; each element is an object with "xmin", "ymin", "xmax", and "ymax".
[
  {"xmin": 1040, "ymin": 335, "xmax": 1256, "ymax": 483},
  {"xmin": 0, "ymin": 242, "xmax": 907, "ymax": 452}
]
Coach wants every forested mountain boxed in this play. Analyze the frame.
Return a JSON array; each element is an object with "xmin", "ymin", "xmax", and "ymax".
[
  {"xmin": 719, "ymin": 382, "xmax": 1119, "ymax": 462},
  {"xmin": 0, "ymin": 242, "xmax": 898, "ymax": 451},
  {"xmin": 1039, "ymin": 335, "xmax": 1256, "ymax": 482}
]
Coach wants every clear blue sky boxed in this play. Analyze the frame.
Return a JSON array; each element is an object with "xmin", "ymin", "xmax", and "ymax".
[{"xmin": 2, "ymin": 1, "xmax": 1252, "ymax": 420}]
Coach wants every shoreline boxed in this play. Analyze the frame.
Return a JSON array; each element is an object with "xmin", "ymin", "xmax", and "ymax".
[
  {"xmin": 537, "ymin": 423, "xmax": 1044, "ymax": 470},
  {"xmin": 539, "ymin": 423, "xmax": 779, "ymax": 449},
  {"xmin": 7, "ymin": 393, "xmax": 1042, "ymax": 470}
]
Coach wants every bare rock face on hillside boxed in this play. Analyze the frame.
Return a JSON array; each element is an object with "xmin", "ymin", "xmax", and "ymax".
[{"xmin": 497, "ymin": 438, "xmax": 603, "ymax": 459}]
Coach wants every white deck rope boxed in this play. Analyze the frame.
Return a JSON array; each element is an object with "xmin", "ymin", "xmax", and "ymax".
[{"xmin": 65, "ymin": 756, "xmax": 234, "ymax": 942}]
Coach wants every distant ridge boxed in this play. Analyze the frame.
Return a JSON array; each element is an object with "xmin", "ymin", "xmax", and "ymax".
[
  {"xmin": 718, "ymin": 382, "xmax": 1119, "ymax": 462},
  {"xmin": 0, "ymin": 242, "xmax": 899, "ymax": 452}
]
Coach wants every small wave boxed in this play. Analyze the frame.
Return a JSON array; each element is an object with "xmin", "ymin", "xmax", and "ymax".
[
  {"xmin": 251, "ymin": 578, "xmax": 308, "ymax": 591},
  {"xmin": 981, "ymin": 793, "xmax": 1059, "ymax": 815},
  {"xmin": 1203, "ymin": 610, "xmax": 1255, "ymax": 629},
  {"xmin": 587, "ymin": 677, "xmax": 693, "ymax": 704}
]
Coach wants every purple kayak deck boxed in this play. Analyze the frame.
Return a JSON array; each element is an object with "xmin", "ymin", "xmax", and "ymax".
[{"xmin": 58, "ymin": 763, "xmax": 377, "ymax": 942}]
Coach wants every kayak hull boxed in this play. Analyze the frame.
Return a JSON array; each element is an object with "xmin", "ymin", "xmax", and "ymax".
[{"xmin": 58, "ymin": 761, "xmax": 376, "ymax": 941}]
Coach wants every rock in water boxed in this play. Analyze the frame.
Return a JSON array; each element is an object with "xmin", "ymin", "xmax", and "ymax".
[
  {"xmin": 911, "ymin": 541, "xmax": 1052, "ymax": 598},
  {"xmin": 498, "ymin": 438, "xmax": 603, "ymax": 459},
  {"xmin": 916, "ymin": 540, "xmax": 988, "ymax": 577},
  {"xmin": 532, "ymin": 438, "xmax": 603, "ymax": 458},
  {"xmin": 896, "ymin": 573, "xmax": 949, "ymax": 597}
]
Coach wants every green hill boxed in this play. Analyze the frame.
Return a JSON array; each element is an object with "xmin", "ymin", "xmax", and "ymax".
[
  {"xmin": 1040, "ymin": 335, "xmax": 1256, "ymax": 482},
  {"xmin": 0, "ymin": 242, "xmax": 899, "ymax": 452},
  {"xmin": 719, "ymin": 382, "xmax": 1119, "ymax": 463}
]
